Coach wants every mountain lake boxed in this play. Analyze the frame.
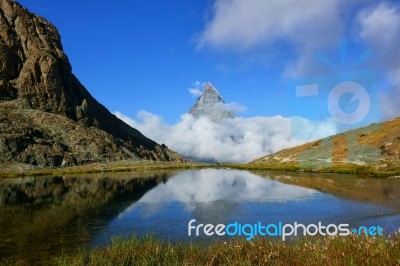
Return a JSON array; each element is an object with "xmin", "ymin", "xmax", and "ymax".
[{"xmin": 1, "ymin": 168, "xmax": 399, "ymax": 264}]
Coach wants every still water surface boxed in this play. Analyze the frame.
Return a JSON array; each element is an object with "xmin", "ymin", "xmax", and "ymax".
[{"xmin": 0, "ymin": 169, "xmax": 399, "ymax": 264}]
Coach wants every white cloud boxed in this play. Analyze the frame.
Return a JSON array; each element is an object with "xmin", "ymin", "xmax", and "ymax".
[
  {"xmin": 357, "ymin": 2, "xmax": 400, "ymax": 119},
  {"xmin": 223, "ymin": 102, "xmax": 246, "ymax": 113},
  {"xmin": 381, "ymin": 68, "xmax": 400, "ymax": 119},
  {"xmin": 193, "ymin": 81, "xmax": 202, "ymax": 87},
  {"xmin": 358, "ymin": 2, "xmax": 400, "ymax": 45},
  {"xmin": 198, "ymin": 0, "xmax": 342, "ymax": 51},
  {"xmin": 188, "ymin": 88, "xmax": 203, "ymax": 97},
  {"xmin": 196, "ymin": 0, "xmax": 350, "ymax": 77},
  {"xmin": 358, "ymin": 2, "xmax": 400, "ymax": 69},
  {"xmin": 115, "ymin": 111, "xmax": 337, "ymax": 163},
  {"xmin": 188, "ymin": 81, "xmax": 206, "ymax": 97}
]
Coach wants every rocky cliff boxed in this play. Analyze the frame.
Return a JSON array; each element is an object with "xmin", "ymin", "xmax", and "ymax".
[
  {"xmin": 189, "ymin": 82, "xmax": 235, "ymax": 122},
  {"xmin": 0, "ymin": 0, "xmax": 184, "ymax": 168}
]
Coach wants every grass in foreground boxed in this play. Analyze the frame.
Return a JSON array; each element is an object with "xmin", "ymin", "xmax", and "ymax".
[{"xmin": 57, "ymin": 234, "xmax": 400, "ymax": 266}]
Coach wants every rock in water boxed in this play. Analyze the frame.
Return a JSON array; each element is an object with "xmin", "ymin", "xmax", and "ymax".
[
  {"xmin": 0, "ymin": 0, "xmax": 185, "ymax": 168},
  {"xmin": 189, "ymin": 83, "xmax": 235, "ymax": 122}
]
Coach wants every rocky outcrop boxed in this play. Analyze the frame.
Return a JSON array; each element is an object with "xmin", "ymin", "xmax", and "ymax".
[
  {"xmin": 189, "ymin": 82, "xmax": 235, "ymax": 122},
  {"xmin": 0, "ymin": 0, "xmax": 185, "ymax": 168}
]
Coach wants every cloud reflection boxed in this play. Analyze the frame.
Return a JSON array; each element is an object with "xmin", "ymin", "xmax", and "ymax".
[{"xmin": 119, "ymin": 169, "xmax": 319, "ymax": 217}]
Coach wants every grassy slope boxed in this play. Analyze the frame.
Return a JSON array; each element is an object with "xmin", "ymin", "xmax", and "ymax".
[{"xmin": 246, "ymin": 117, "xmax": 400, "ymax": 177}]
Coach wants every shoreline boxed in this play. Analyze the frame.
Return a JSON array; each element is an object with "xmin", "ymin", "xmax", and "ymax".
[
  {"xmin": 0, "ymin": 161, "xmax": 213, "ymax": 179},
  {"xmin": 226, "ymin": 163, "xmax": 400, "ymax": 179},
  {"xmin": 1, "ymin": 160, "xmax": 400, "ymax": 179}
]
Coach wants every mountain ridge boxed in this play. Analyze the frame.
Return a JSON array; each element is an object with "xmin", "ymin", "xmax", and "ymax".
[
  {"xmin": 251, "ymin": 117, "xmax": 400, "ymax": 172},
  {"xmin": 0, "ymin": 0, "xmax": 185, "ymax": 168}
]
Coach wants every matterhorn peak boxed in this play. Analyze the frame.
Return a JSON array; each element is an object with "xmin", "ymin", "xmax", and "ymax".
[
  {"xmin": 204, "ymin": 82, "xmax": 218, "ymax": 93},
  {"xmin": 189, "ymin": 83, "xmax": 235, "ymax": 122}
]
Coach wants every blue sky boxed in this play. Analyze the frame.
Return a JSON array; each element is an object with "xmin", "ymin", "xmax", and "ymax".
[
  {"xmin": 16, "ymin": 0, "xmax": 400, "ymax": 162},
  {"xmin": 20, "ymin": 0, "xmax": 398, "ymax": 123},
  {"xmin": 18, "ymin": 0, "xmax": 400, "ymax": 124},
  {"xmin": 14, "ymin": 0, "xmax": 313, "ymax": 123},
  {"xmin": 19, "ymin": 0, "xmax": 398, "ymax": 123},
  {"xmin": 18, "ymin": 0, "xmax": 280, "ymax": 123}
]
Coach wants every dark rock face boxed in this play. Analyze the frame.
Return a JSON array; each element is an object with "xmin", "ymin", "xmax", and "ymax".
[
  {"xmin": 189, "ymin": 83, "xmax": 235, "ymax": 122},
  {"xmin": 0, "ymin": 0, "xmax": 185, "ymax": 167}
]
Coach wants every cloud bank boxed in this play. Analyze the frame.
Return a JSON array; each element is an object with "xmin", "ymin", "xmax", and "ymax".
[
  {"xmin": 197, "ymin": 0, "xmax": 350, "ymax": 77},
  {"xmin": 197, "ymin": 0, "xmax": 342, "ymax": 52},
  {"xmin": 115, "ymin": 111, "xmax": 337, "ymax": 163}
]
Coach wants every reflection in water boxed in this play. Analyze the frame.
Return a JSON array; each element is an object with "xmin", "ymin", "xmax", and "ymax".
[
  {"xmin": 252, "ymin": 170, "xmax": 400, "ymax": 211},
  {"xmin": 0, "ymin": 171, "xmax": 175, "ymax": 265},
  {"xmin": 94, "ymin": 169, "xmax": 400, "ymax": 247},
  {"xmin": 138, "ymin": 169, "xmax": 318, "ymax": 203},
  {"xmin": 98, "ymin": 169, "xmax": 318, "ymax": 243},
  {"xmin": 0, "ymin": 169, "xmax": 399, "ymax": 264},
  {"xmin": 120, "ymin": 169, "xmax": 318, "ymax": 222}
]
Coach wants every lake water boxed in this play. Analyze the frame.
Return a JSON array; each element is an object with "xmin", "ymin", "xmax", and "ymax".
[{"xmin": 1, "ymin": 168, "xmax": 399, "ymax": 264}]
